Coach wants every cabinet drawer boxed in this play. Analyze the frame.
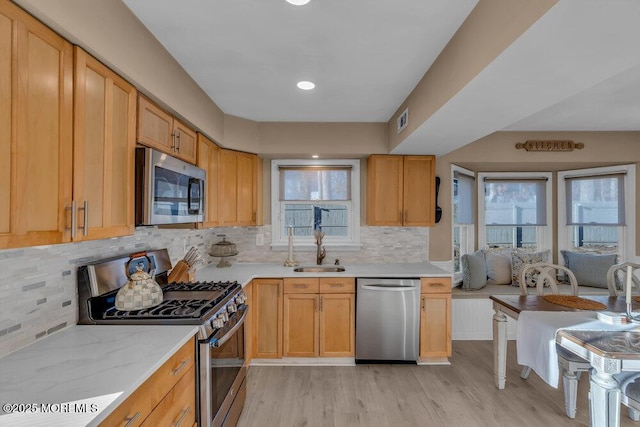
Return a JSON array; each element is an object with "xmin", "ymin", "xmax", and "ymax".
[
  {"xmin": 148, "ymin": 339, "xmax": 195, "ymax": 407},
  {"xmin": 319, "ymin": 278, "xmax": 355, "ymax": 293},
  {"xmin": 141, "ymin": 365, "xmax": 196, "ymax": 427},
  {"xmin": 283, "ymin": 278, "xmax": 319, "ymax": 294},
  {"xmin": 99, "ymin": 380, "xmax": 152, "ymax": 427},
  {"xmin": 420, "ymin": 277, "xmax": 452, "ymax": 294}
]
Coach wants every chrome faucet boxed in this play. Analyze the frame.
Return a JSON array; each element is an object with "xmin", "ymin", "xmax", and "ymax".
[{"xmin": 314, "ymin": 231, "xmax": 326, "ymax": 265}]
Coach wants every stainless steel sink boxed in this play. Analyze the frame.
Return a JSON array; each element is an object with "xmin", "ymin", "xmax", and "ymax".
[{"xmin": 293, "ymin": 266, "xmax": 346, "ymax": 273}]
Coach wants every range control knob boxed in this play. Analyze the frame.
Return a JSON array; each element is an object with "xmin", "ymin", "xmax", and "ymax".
[
  {"xmin": 227, "ymin": 303, "xmax": 237, "ymax": 313},
  {"xmin": 219, "ymin": 312, "xmax": 229, "ymax": 322},
  {"xmin": 211, "ymin": 318, "xmax": 224, "ymax": 329},
  {"xmin": 235, "ymin": 294, "xmax": 246, "ymax": 304}
]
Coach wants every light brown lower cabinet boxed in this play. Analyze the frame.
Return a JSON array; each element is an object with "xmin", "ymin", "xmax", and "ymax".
[
  {"xmin": 283, "ymin": 278, "xmax": 355, "ymax": 357},
  {"xmin": 419, "ymin": 277, "xmax": 452, "ymax": 361},
  {"xmin": 99, "ymin": 338, "xmax": 195, "ymax": 427},
  {"xmin": 251, "ymin": 278, "xmax": 283, "ymax": 359}
]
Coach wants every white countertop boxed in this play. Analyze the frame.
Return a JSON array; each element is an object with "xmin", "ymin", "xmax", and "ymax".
[
  {"xmin": 197, "ymin": 262, "xmax": 451, "ymax": 286},
  {"xmin": 0, "ymin": 324, "xmax": 198, "ymax": 427}
]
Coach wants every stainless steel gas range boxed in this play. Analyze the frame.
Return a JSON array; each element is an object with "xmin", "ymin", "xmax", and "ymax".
[{"xmin": 77, "ymin": 249, "xmax": 248, "ymax": 427}]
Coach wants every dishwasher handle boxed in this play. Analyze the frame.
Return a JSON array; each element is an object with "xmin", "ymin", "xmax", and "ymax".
[{"xmin": 360, "ymin": 284, "xmax": 418, "ymax": 292}]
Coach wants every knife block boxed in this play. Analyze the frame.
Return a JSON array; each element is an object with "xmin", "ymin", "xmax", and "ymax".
[{"xmin": 167, "ymin": 260, "xmax": 194, "ymax": 283}]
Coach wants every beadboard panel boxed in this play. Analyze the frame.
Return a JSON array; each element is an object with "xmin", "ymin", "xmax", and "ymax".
[{"xmin": 452, "ymin": 298, "xmax": 518, "ymax": 340}]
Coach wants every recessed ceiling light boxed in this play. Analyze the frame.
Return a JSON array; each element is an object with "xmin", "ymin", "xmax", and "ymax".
[
  {"xmin": 297, "ymin": 81, "xmax": 315, "ymax": 91},
  {"xmin": 286, "ymin": 0, "xmax": 311, "ymax": 5},
  {"xmin": 312, "ymin": 155, "xmax": 319, "ymax": 158}
]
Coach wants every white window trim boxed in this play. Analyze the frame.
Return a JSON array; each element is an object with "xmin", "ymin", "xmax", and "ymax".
[
  {"xmin": 451, "ymin": 165, "xmax": 475, "ymax": 283},
  {"xmin": 557, "ymin": 164, "xmax": 637, "ymax": 263},
  {"xmin": 270, "ymin": 159, "xmax": 361, "ymax": 252},
  {"xmin": 477, "ymin": 171, "xmax": 553, "ymax": 252}
]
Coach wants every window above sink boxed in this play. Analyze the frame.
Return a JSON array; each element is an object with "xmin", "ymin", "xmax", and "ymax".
[{"xmin": 271, "ymin": 159, "xmax": 361, "ymax": 251}]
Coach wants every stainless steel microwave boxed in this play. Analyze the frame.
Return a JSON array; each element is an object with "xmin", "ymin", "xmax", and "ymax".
[{"xmin": 135, "ymin": 147, "xmax": 206, "ymax": 225}]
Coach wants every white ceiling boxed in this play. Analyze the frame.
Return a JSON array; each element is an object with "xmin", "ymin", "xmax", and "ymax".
[{"xmin": 122, "ymin": 0, "xmax": 640, "ymax": 155}]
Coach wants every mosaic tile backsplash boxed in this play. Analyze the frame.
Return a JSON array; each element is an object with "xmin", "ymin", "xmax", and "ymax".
[{"xmin": 0, "ymin": 225, "xmax": 428, "ymax": 357}]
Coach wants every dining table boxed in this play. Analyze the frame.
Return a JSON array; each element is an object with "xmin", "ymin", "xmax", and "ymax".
[{"xmin": 491, "ymin": 294, "xmax": 640, "ymax": 427}]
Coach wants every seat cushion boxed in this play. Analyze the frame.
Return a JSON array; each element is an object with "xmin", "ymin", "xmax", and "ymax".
[{"xmin": 561, "ymin": 251, "xmax": 618, "ymax": 289}]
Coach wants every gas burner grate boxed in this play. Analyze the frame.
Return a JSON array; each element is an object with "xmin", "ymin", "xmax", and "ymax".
[
  {"xmin": 163, "ymin": 280, "xmax": 239, "ymax": 292},
  {"xmin": 103, "ymin": 298, "xmax": 213, "ymax": 319}
]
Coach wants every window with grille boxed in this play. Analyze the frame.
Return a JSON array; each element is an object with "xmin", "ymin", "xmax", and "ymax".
[{"xmin": 271, "ymin": 159, "xmax": 360, "ymax": 248}]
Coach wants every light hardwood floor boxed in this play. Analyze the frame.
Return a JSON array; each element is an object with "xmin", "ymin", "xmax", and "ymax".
[{"xmin": 238, "ymin": 340, "xmax": 637, "ymax": 427}]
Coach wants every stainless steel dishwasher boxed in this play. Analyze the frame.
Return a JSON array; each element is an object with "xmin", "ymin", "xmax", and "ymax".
[{"xmin": 355, "ymin": 278, "xmax": 421, "ymax": 363}]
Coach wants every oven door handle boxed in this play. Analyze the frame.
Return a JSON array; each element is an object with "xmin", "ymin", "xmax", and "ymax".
[{"xmin": 212, "ymin": 307, "xmax": 247, "ymax": 348}]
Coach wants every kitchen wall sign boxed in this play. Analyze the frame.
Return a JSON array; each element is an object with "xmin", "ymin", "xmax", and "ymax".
[{"xmin": 515, "ymin": 140, "xmax": 584, "ymax": 152}]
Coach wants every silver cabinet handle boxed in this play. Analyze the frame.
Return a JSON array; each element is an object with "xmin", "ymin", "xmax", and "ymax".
[
  {"xmin": 172, "ymin": 357, "xmax": 190, "ymax": 376},
  {"xmin": 171, "ymin": 131, "xmax": 177, "ymax": 152},
  {"xmin": 78, "ymin": 201, "xmax": 88, "ymax": 236},
  {"xmin": 176, "ymin": 131, "xmax": 181, "ymax": 152},
  {"xmin": 66, "ymin": 200, "xmax": 77, "ymax": 239},
  {"xmin": 124, "ymin": 411, "xmax": 141, "ymax": 427},
  {"xmin": 172, "ymin": 406, "xmax": 191, "ymax": 427}
]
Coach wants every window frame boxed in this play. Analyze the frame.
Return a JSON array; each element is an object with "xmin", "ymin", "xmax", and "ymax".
[
  {"xmin": 557, "ymin": 164, "xmax": 636, "ymax": 262},
  {"xmin": 477, "ymin": 171, "xmax": 553, "ymax": 252},
  {"xmin": 271, "ymin": 158, "xmax": 361, "ymax": 251}
]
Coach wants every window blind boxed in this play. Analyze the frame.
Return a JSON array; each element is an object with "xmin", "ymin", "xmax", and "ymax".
[
  {"xmin": 483, "ymin": 178, "xmax": 547, "ymax": 226},
  {"xmin": 279, "ymin": 166, "xmax": 351, "ymax": 201},
  {"xmin": 454, "ymin": 171, "xmax": 474, "ymax": 225},
  {"xmin": 564, "ymin": 173, "xmax": 625, "ymax": 226}
]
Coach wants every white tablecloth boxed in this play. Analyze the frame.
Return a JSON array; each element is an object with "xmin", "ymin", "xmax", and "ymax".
[{"xmin": 516, "ymin": 311, "xmax": 636, "ymax": 387}]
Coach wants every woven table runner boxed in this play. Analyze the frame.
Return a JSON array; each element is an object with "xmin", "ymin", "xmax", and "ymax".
[{"xmin": 543, "ymin": 295, "xmax": 607, "ymax": 310}]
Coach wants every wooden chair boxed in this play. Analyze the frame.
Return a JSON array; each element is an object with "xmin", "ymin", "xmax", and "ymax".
[
  {"xmin": 606, "ymin": 262, "xmax": 640, "ymax": 297},
  {"xmin": 518, "ymin": 262, "xmax": 591, "ymax": 419}
]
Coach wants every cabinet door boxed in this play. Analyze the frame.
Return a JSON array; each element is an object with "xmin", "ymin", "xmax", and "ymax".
[
  {"xmin": 403, "ymin": 155, "xmax": 436, "ymax": 226},
  {"xmin": 236, "ymin": 151, "xmax": 256, "ymax": 225},
  {"xmin": 196, "ymin": 134, "xmax": 220, "ymax": 227},
  {"xmin": 419, "ymin": 293, "xmax": 452, "ymax": 359},
  {"xmin": 137, "ymin": 95, "xmax": 173, "ymax": 152},
  {"xmin": 283, "ymin": 294, "xmax": 319, "ymax": 357},
  {"xmin": 219, "ymin": 149, "xmax": 238, "ymax": 225},
  {"xmin": 219, "ymin": 149, "xmax": 258, "ymax": 226},
  {"xmin": 0, "ymin": 1, "xmax": 73, "ymax": 249},
  {"xmin": 319, "ymin": 293, "xmax": 355, "ymax": 357},
  {"xmin": 173, "ymin": 119, "xmax": 196, "ymax": 164},
  {"xmin": 254, "ymin": 154, "xmax": 263, "ymax": 226},
  {"xmin": 252, "ymin": 279, "xmax": 283, "ymax": 359},
  {"xmin": 366, "ymin": 155, "xmax": 403, "ymax": 226},
  {"xmin": 73, "ymin": 47, "xmax": 136, "ymax": 241}
]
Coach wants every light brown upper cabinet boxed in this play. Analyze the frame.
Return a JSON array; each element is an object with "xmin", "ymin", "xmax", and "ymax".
[
  {"xmin": 73, "ymin": 47, "xmax": 136, "ymax": 241},
  {"xmin": 366, "ymin": 154, "xmax": 436, "ymax": 226},
  {"xmin": 219, "ymin": 149, "xmax": 262, "ymax": 226},
  {"xmin": 0, "ymin": 1, "xmax": 73, "ymax": 249},
  {"xmin": 137, "ymin": 95, "xmax": 197, "ymax": 164},
  {"xmin": 196, "ymin": 133, "xmax": 220, "ymax": 228}
]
